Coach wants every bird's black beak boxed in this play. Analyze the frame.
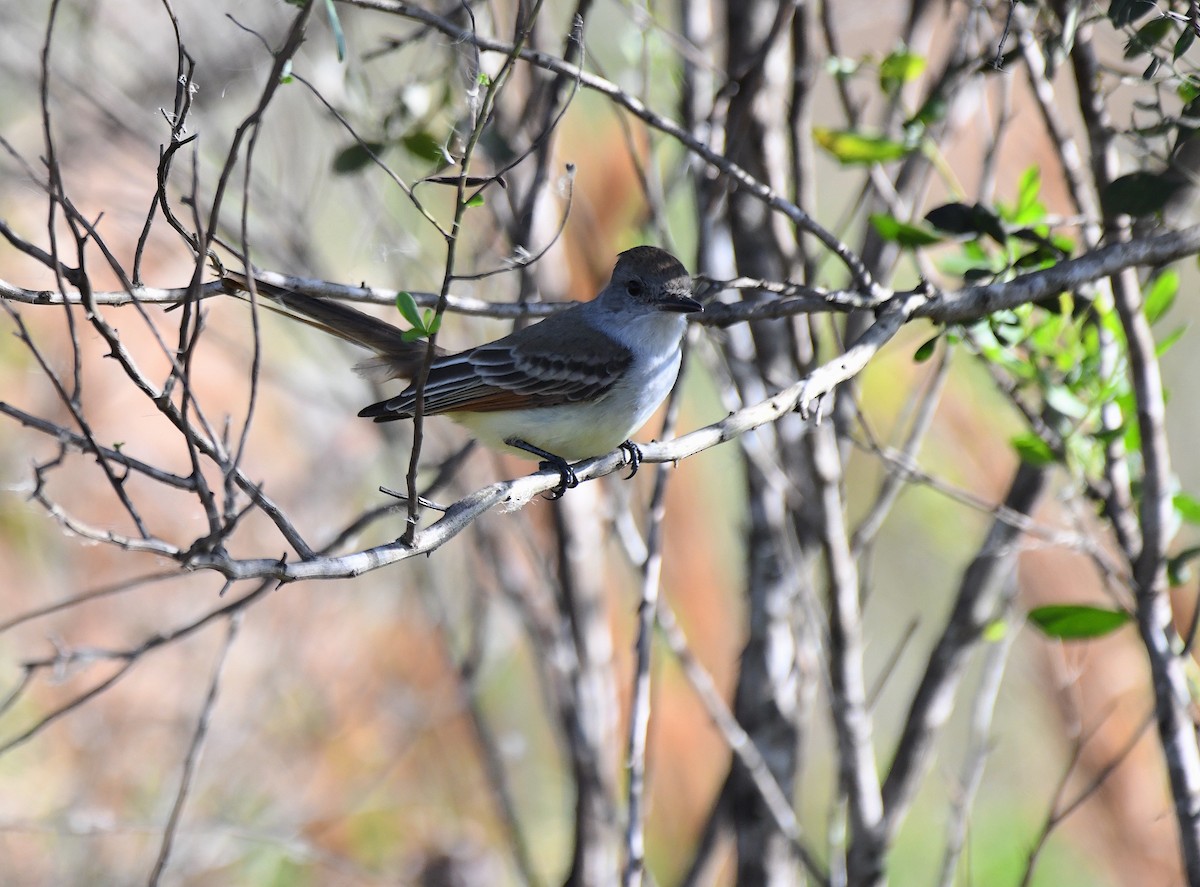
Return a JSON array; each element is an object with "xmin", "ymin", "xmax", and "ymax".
[{"xmin": 660, "ymin": 294, "xmax": 704, "ymax": 314}]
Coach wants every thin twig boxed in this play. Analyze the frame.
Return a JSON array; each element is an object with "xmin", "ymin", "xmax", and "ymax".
[{"xmin": 147, "ymin": 612, "xmax": 242, "ymax": 886}]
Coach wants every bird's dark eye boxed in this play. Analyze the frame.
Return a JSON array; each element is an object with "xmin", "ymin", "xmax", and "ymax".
[{"xmin": 626, "ymin": 280, "xmax": 645, "ymax": 297}]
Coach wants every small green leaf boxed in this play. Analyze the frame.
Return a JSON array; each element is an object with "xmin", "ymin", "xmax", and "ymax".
[
  {"xmin": 1125, "ymin": 16, "xmax": 1173, "ymax": 59},
  {"xmin": 1011, "ymin": 432, "xmax": 1058, "ymax": 466},
  {"xmin": 971, "ymin": 204, "xmax": 1009, "ymax": 246},
  {"xmin": 1145, "ymin": 269, "xmax": 1179, "ymax": 324},
  {"xmin": 879, "ymin": 48, "xmax": 926, "ymax": 94},
  {"xmin": 982, "ymin": 619, "xmax": 1008, "ymax": 642},
  {"xmin": 1017, "ymin": 166, "xmax": 1042, "ymax": 216},
  {"xmin": 1028, "ymin": 604, "xmax": 1131, "ymax": 639},
  {"xmin": 1174, "ymin": 492, "xmax": 1200, "ymax": 525},
  {"xmin": 402, "ymin": 131, "xmax": 445, "ymax": 163},
  {"xmin": 869, "ymin": 213, "xmax": 942, "ymax": 247},
  {"xmin": 814, "ymin": 128, "xmax": 913, "ymax": 164},
  {"xmin": 1169, "ymin": 546, "xmax": 1200, "ymax": 586},
  {"xmin": 395, "ymin": 291, "xmax": 424, "ymax": 329},
  {"xmin": 1175, "ymin": 26, "xmax": 1195, "ymax": 60},
  {"xmin": 463, "ymin": 193, "xmax": 486, "ymax": 208},
  {"xmin": 924, "ymin": 202, "xmax": 1007, "ymax": 244},
  {"xmin": 400, "ymin": 327, "xmax": 427, "ymax": 342},
  {"xmin": 1108, "ymin": 0, "xmax": 1156, "ymax": 27},
  {"xmin": 1156, "ymin": 324, "xmax": 1188, "ymax": 357},
  {"xmin": 1044, "ymin": 385, "xmax": 1090, "ymax": 420},
  {"xmin": 907, "ymin": 92, "xmax": 948, "ymax": 129},
  {"xmin": 332, "ymin": 141, "xmax": 387, "ymax": 174},
  {"xmin": 1013, "ymin": 246, "xmax": 1059, "ymax": 269},
  {"xmin": 956, "ymin": 266, "xmax": 996, "ymax": 283},
  {"xmin": 913, "ymin": 334, "xmax": 940, "ymax": 362},
  {"xmin": 925, "ymin": 202, "xmax": 978, "ymax": 235},
  {"xmin": 1102, "ymin": 172, "xmax": 1181, "ymax": 216},
  {"xmin": 1010, "ymin": 228, "xmax": 1066, "ymax": 254}
]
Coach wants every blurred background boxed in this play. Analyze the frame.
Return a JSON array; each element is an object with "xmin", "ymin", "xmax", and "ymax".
[{"xmin": 2, "ymin": 1, "xmax": 1199, "ymax": 885}]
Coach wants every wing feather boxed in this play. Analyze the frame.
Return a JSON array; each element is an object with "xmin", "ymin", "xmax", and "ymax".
[{"xmin": 358, "ymin": 311, "xmax": 633, "ymax": 421}]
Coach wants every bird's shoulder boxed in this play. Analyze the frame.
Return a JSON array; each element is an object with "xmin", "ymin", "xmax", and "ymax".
[{"xmin": 467, "ymin": 305, "xmax": 634, "ymax": 378}]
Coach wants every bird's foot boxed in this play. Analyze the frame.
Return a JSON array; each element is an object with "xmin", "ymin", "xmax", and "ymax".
[
  {"xmin": 539, "ymin": 458, "xmax": 579, "ymax": 499},
  {"xmin": 619, "ymin": 440, "xmax": 643, "ymax": 478},
  {"xmin": 505, "ymin": 438, "xmax": 579, "ymax": 499}
]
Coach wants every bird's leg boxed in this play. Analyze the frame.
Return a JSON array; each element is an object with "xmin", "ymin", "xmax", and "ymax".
[
  {"xmin": 505, "ymin": 438, "xmax": 579, "ymax": 498},
  {"xmin": 619, "ymin": 440, "xmax": 642, "ymax": 478}
]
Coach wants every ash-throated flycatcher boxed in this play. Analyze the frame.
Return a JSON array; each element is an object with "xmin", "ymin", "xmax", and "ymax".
[{"xmin": 223, "ymin": 246, "xmax": 701, "ymax": 492}]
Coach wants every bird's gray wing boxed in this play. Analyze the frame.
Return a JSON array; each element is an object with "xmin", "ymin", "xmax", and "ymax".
[{"xmin": 358, "ymin": 312, "xmax": 633, "ymax": 420}]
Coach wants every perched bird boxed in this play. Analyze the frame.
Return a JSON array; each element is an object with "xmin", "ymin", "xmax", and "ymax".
[{"xmin": 223, "ymin": 247, "xmax": 701, "ymax": 494}]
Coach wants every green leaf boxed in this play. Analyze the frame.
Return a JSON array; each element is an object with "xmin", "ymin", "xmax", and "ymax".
[
  {"xmin": 1125, "ymin": 16, "xmax": 1173, "ymax": 59},
  {"xmin": 1011, "ymin": 227, "xmax": 1065, "ymax": 254},
  {"xmin": 1044, "ymin": 385, "xmax": 1090, "ymax": 420},
  {"xmin": 924, "ymin": 202, "xmax": 1007, "ymax": 244},
  {"xmin": 971, "ymin": 204, "xmax": 1009, "ymax": 246},
  {"xmin": 1102, "ymin": 172, "xmax": 1181, "ymax": 217},
  {"xmin": 400, "ymin": 327, "xmax": 426, "ymax": 342},
  {"xmin": 879, "ymin": 48, "xmax": 926, "ymax": 94},
  {"xmin": 402, "ymin": 131, "xmax": 445, "ymax": 163},
  {"xmin": 1169, "ymin": 546, "xmax": 1200, "ymax": 586},
  {"xmin": 394, "ymin": 291, "xmax": 424, "ymax": 329},
  {"xmin": 1028, "ymin": 605, "xmax": 1131, "ymax": 639},
  {"xmin": 332, "ymin": 141, "xmax": 387, "ymax": 174},
  {"xmin": 1156, "ymin": 324, "xmax": 1188, "ymax": 357},
  {"xmin": 869, "ymin": 213, "xmax": 942, "ymax": 247},
  {"xmin": 925, "ymin": 202, "xmax": 977, "ymax": 235},
  {"xmin": 1017, "ymin": 166, "xmax": 1042, "ymax": 216},
  {"xmin": 1013, "ymin": 246, "xmax": 1059, "ymax": 269},
  {"xmin": 913, "ymin": 334, "xmax": 940, "ymax": 362},
  {"xmin": 814, "ymin": 128, "xmax": 913, "ymax": 164},
  {"xmin": 324, "ymin": 0, "xmax": 347, "ymax": 62},
  {"xmin": 955, "ymin": 265, "xmax": 996, "ymax": 283},
  {"xmin": 907, "ymin": 92, "xmax": 948, "ymax": 129},
  {"xmin": 1011, "ymin": 432, "xmax": 1058, "ymax": 466},
  {"xmin": 1175, "ymin": 26, "xmax": 1195, "ymax": 60},
  {"xmin": 1144, "ymin": 269, "xmax": 1179, "ymax": 323},
  {"xmin": 1174, "ymin": 492, "xmax": 1200, "ymax": 525},
  {"xmin": 982, "ymin": 619, "xmax": 1008, "ymax": 642},
  {"xmin": 1108, "ymin": 0, "xmax": 1156, "ymax": 27},
  {"xmin": 463, "ymin": 193, "xmax": 486, "ymax": 208}
]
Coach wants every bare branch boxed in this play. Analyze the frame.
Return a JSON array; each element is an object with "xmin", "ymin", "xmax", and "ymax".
[
  {"xmin": 881, "ymin": 462, "xmax": 1047, "ymax": 839},
  {"xmin": 147, "ymin": 612, "xmax": 242, "ymax": 886}
]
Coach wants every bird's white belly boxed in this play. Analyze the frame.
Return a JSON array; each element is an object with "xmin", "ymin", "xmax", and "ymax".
[{"xmin": 449, "ymin": 344, "xmax": 683, "ymax": 461}]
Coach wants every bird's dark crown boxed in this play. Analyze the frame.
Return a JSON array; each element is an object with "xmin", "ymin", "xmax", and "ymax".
[{"xmin": 613, "ymin": 246, "xmax": 691, "ymax": 295}]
